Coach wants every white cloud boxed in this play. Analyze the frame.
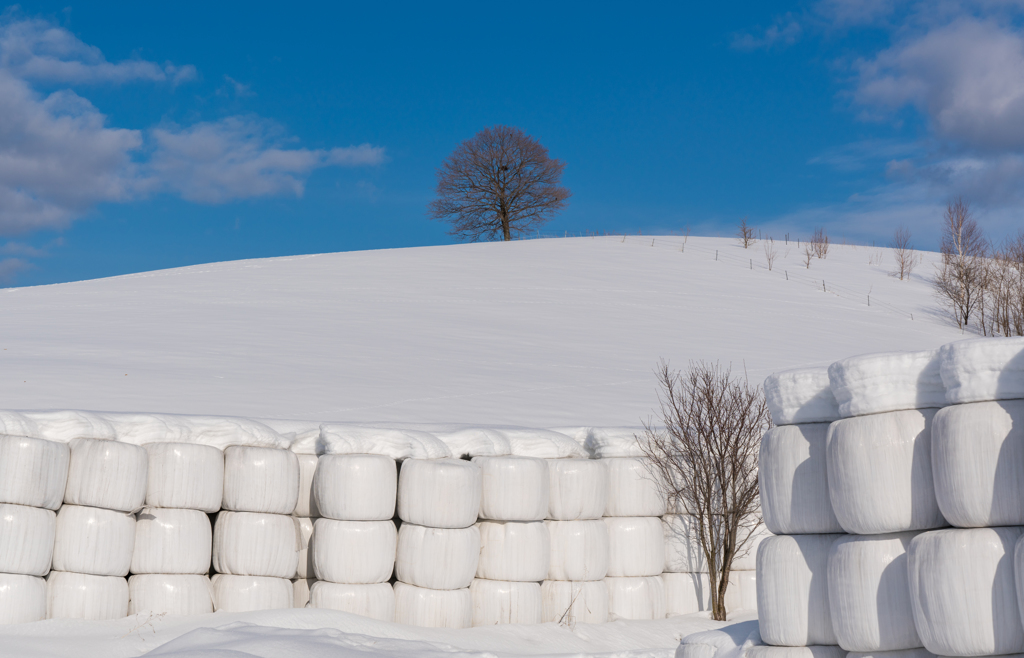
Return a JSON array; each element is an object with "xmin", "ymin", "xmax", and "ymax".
[
  {"xmin": 0, "ymin": 257, "xmax": 30, "ymax": 284},
  {"xmin": 732, "ymin": 15, "xmax": 803, "ymax": 50}
]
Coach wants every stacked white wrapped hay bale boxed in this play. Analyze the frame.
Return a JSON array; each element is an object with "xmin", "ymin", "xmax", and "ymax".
[{"xmin": 292, "ymin": 450, "xmax": 319, "ymax": 608}]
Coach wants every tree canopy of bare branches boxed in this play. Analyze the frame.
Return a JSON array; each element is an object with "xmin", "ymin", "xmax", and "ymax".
[
  {"xmin": 934, "ymin": 197, "xmax": 988, "ymax": 330},
  {"xmin": 428, "ymin": 125, "xmax": 571, "ymax": 241},
  {"xmin": 764, "ymin": 238, "xmax": 777, "ymax": 271},
  {"xmin": 890, "ymin": 225, "xmax": 919, "ymax": 281},
  {"xmin": 738, "ymin": 218, "xmax": 755, "ymax": 249},
  {"xmin": 977, "ymin": 230, "xmax": 1024, "ymax": 337},
  {"xmin": 810, "ymin": 227, "xmax": 830, "ymax": 259},
  {"xmin": 639, "ymin": 360, "xmax": 771, "ymax": 621}
]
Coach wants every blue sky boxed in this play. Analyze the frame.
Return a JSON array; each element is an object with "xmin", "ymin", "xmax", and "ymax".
[{"xmin": 2, "ymin": 1, "xmax": 1024, "ymax": 285}]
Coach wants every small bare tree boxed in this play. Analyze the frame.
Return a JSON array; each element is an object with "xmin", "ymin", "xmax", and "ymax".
[
  {"xmin": 764, "ymin": 238, "xmax": 777, "ymax": 271},
  {"xmin": 810, "ymin": 227, "xmax": 830, "ymax": 259},
  {"xmin": 890, "ymin": 225, "xmax": 919, "ymax": 280},
  {"xmin": 639, "ymin": 360, "xmax": 772, "ymax": 621},
  {"xmin": 429, "ymin": 125, "xmax": 571, "ymax": 241},
  {"xmin": 803, "ymin": 242, "xmax": 814, "ymax": 269},
  {"xmin": 934, "ymin": 197, "xmax": 988, "ymax": 330},
  {"xmin": 738, "ymin": 218, "xmax": 755, "ymax": 249}
]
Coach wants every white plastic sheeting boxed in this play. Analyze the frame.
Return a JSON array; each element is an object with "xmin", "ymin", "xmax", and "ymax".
[
  {"xmin": 311, "ymin": 519, "xmax": 396, "ymax": 584},
  {"xmin": 222, "ymin": 446, "xmax": 299, "ymax": 515},
  {"xmin": 393, "ymin": 582, "xmax": 472, "ymax": 628},
  {"xmin": 605, "ymin": 516, "xmax": 665, "ymax": 577},
  {"xmin": 547, "ymin": 458, "xmax": 608, "ymax": 521},
  {"xmin": 212, "ymin": 511, "xmax": 298, "ymax": 578},
  {"xmin": 210, "ymin": 574, "xmax": 292, "ymax": 612},
  {"xmin": 908, "ymin": 527, "xmax": 1024, "ymax": 656},
  {"xmin": 763, "ymin": 367, "xmax": 840, "ymax": 426},
  {"xmin": 434, "ymin": 429, "xmax": 512, "ymax": 457},
  {"xmin": 0, "ymin": 435, "xmax": 69, "ymax": 510},
  {"xmin": 295, "ymin": 517, "xmax": 314, "ymax": 579},
  {"xmin": 23, "ymin": 410, "xmax": 117, "ymax": 443},
  {"xmin": 760, "ymin": 424, "xmax": 843, "ymax": 535},
  {"xmin": 0, "ymin": 411, "xmax": 40, "ymax": 439},
  {"xmin": 828, "ymin": 533, "xmax": 922, "ymax": 652},
  {"xmin": 131, "ymin": 507, "xmax": 212, "ymax": 575},
  {"xmin": 127, "ymin": 574, "xmax": 213, "ymax": 616},
  {"xmin": 476, "ymin": 521, "xmax": 549, "ymax": 582},
  {"xmin": 470, "ymin": 578, "xmax": 541, "ymax": 626},
  {"xmin": 725, "ymin": 570, "xmax": 757, "ymax": 612},
  {"xmin": 745, "ymin": 647, "xmax": 850, "ymax": 658},
  {"xmin": 546, "ymin": 519, "xmax": 609, "ymax": 581},
  {"xmin": 663, "ymin": 514, "xmax": 705, "ymax": 573},
  {"xmin": 52, "ymin": 505, "xmax": 135, "ymax": 577},
  {"xmin": 0, "ymin": 573, "xmax": 46, "ymax": 624},
  {"xmin": 309, "ymin": 581, "xmax": 395, "ymax": 621},
  {"xmin": 503, "ymin": 429, "xmax": 586, "ymax": 459},
  {"xmin": 319, "ymin": 425, "xmax": 451, "ymax": 460},
  {"xmin": 664, "ymin": 572, "xmax": 710, "ymax": 616},
  {"xmin": 581, "ymin": 428, "xmax": 648, "ymax": 459},
  {"xmin": 932, "ymin": 400, "xmax": 1024, "ymax": 528},
  {"xmin": 540, "ymin": 579, "xmax": 608, "ymax": 624},
  {"xmin": 396, "ymin": 458, "xmax": 481, "ymax": 529},
  {"xmin": 939, "ymin": 337, "xmax": 1024, "ymax": 404},
  {"xmin": 828, "ymin": 350, "xmax": 944, "ymax": 418},
  {"xmin": 395, "ymin": 523, "xmax": 480, "ymax": 590},
  {"xmin": 606, "ymin": 575, "xmax": 665, "ymax": 620},
  {"xmin": 46, "ymin": 571, "xmax": 128, "ymax": 620},
  {"xmin": 144, "ymin": 442, "xmax": 223, "ymax": 513},
  {"xmin": 827, "ymin": 410, "xmax": 946, "ymax": 535},
  {"xmin": 0, "ymin": 503, "xmax": 55, "ymax": 577},
  {"xmin": 845, "ymin": 651, "xmax": 937, "ymax": 658},
  {"xmin": 293, "ymin": 454, "xmax": 320, "ymax": 518},
  {"xmin": 64, "ymin": 438, "xmax": 147, "ymax": 513},
  {"xmin": 474, "ymin": 456, "xmax": 549, "ymax": 522},
  {"xmin": 259, "ymin": 418, "xmax": 321, "ymax": 454},
  {"xmin": 757, "ymin": 533, "xmax": 844, "ymax": 647},
  {"xmin": 292, "ymin": 577, "xmax": 314, "ymax": 608},
  {"xmin": 103, "ymin": 413, "xmax": 286, "ymax": 450},
  {"xmin": 313, "ymin": 454, "xmax": 397, "ymax": 522},
  {"xmin": 604, "ymin": 457, "xmax": 666, "ymax": 517}
]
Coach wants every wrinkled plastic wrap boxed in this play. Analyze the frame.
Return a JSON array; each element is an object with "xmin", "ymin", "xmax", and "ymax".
[
  {"xmin": 0, "ymin": 411, "xmax": 40, "ymax": 438},
  {"xmin": 0, "ymin": 503, "xmax": 55, "ymax": 577},
  {"xmin": 581, "ymin": 428, "xmax": 648, "ymax": 459},
  {"xmin": 211, "ymin": 573, "xmax": 292, "ymax": 612},
  {"xmin": 395, "ymin": 523, "xmax": 480, "ymax": 590},
  {"xmin": 295, "ymin": 517, "xmax": 314, "ymax": 579},
  {"xmin": 309, "ymin": 581, "xmax": 395, "ymax": 621},
  {"xmin": 540, "ymin": 579, "xmax": 608, "ymax": 624},
  {"xmin": 828, "ymin": 350, "xmax": 944, "ymax": 418},
  {"xmin": 606, "ymin": 575, "xmax": 665, "ymax": 620},
  {"xmin": 64, "ymin": 438, "xmax": 147, "ymax": 513},
  {"xmin": 605, "ymin": 516, "xmax": 665, "ymax": 577},
  {"xmin": 222, "ymin": 446, "xmax": 299, "ymax": 515},
  {"xmin": 52, "ymin": 505, "xmax": 135, "ymax": 577},
  {"xmin": 664, "ymin": 571, "xmax": 710, "ymax": 616},
  {"xmin": 24, "ymin": 410, "xmax": 116, "ymax": 442},
  {"xmin": 312, "ymin": 519, "xmax": 396, "ymax": 584},
  {"xmin": 745, "ymin": 647, "xmax": 850, "ymax": 658},
  {"xmin": 212, "ymin": 511, "xmax": 298, "ymax": 578},
  {"xmin": 127, "ymin": 574, "xmax": 213, "ymax": 616},
  {"xmin": 827, "ymin": 410, "xmax": 946, "ymax": 535},
  {"xmin": 470, "ymin": 578, "xmax": 541, "ymax": 626},
  {"xmin": 258, "ymin": 419, "xmax": 321, "ymax": 454},
  {"xmin": 144, "ymin": 442, "xmax": 223, "ymax": 513},
  {"xmin": 764, "ymin": 367, "xmax": 840, "ymax": 426},
  {"xmin": 845, "ymin": 651, "xmax": 936, "ymax": 658},
  {"xmin": 828, "ymin": 532, "xmax": 922, "ymax": 652},
  {"xmin": 0, "ymin": 435, "xmax": 69, "ymax": 510},
  {"xmin": 757, "ymin": 533, "xmax": 844, "ymax": 647},
  {"xmin": 939, "ymin": 337, "xmax": 1024, "ymax": 404},
  {"xmin": 314, "ymin": 454, "xmax": 397, "ymax": 522},
  {"xmin": 393, "ymin": 581, "xmax": 472, "ymax": 628},
  {"xmin": 908, "ymin": 527, "xmax": 1024, "ymax": 656},
  {"xmin": 103, "ymin": 413, "xmax": 286, "ymax": 450},
  {"xmin": 474, "ymin": 456, "xmax": 549, "ymax": 522},
  {"xmin": 0, "ymin": 573, "xmax": 46, "ymax": 624},
  {"xmin": 547, "ymin": 458, "xmax": 608, "ymax": 521},
  {"xmin": 319, "ymin": 425, "xmax": 451, "ymax": 460},
  {"xmin": 396, "ymin": 458, "xmax": 481, "ymax": 529},
  {"xmin": 760, "ymin": 424, "xmax": 843, "ymax": 535},
  {"xmin": 604, "ymin": 457, "xmax": 666, "ymax": 517},
  {"xmin": 725, "ymin": 570, "xmax": 757, "ymax": 612},
  {"xmin": 503, "ymin": 429, "xmax": 586, "ymax": 459},
  {"xmin": 476, "ymin": 521, "xmax": 549, "ymax": 582},
  {"xmin": 293, "ymin": 454, "xmax": 320, "ymax": 518},
  {"xmin": 131, "ymin": 507, "xmax": 212, "ymax": 575},
  {"xmin": 292, "ymin": 577, "xmax": 314, "ymax": 608},
  {"xmin": 546, "ymin": 519, "xmax": 609, "ymax": 581},
  {"xmin": 932, "ymin": 401, "xmax": 1024, "ymax": 528},
  {"xmin": 434, "ymin": 429, "xmax": 512, "ymax": 457},
  {"xmin": 46, "ymin": 571, "xmax": 128, "ymax": 620}
]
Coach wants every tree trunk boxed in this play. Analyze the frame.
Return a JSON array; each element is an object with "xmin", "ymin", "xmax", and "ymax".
[{"xmin": 501, "ymin": 212, "xmax": 511, "ymax": 241}]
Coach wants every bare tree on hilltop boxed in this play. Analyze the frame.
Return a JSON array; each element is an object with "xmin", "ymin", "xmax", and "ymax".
[
  {"xmin": 428, "ymin": 125, "xmax": 571, "ymax": 241},
  {"xmin": 890, "ymin": 225, "xmax": 919, "ymax": 281},
  {"xmin": 737, "ymin": 218, "xmax": 755, "ymax": 249},
  {"xmin": 934, "ymin": 197, "xmax": 988, "ymax": 330}
]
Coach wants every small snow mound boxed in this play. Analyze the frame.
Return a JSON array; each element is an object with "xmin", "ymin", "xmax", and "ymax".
[
  {"xmin": 318, "ymin": 425, "xmax": 451, "ymax": 460},
  {"xmin": 0, "ymin": 411, "xmax": 40, "ymax": 439},
  {"xmin": 102, "ymin": 413, "xmax": 287, "ymax": 450},
  {"xmin": 828, "ymin": 349, "xmax": 944, "ymax": 417},
  {"xmin": 676, "ymin": 621, "xmax": 762, "ymax": 658},
  {"xmin": 762, "ymin": 368, "xmax": 839, "ymax": 426},
  {"xmin": 939, "ymin": 337, "xmax": 1024, "ymax": 404},
  {"xmin": 258, "ymin": 419, "xmax": 323, "ymax": 454}
]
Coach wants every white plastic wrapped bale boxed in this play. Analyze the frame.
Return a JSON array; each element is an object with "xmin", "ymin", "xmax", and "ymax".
[
  {"xmin": 293, "ymin": 453, "xmax": 320, "ymax": 518},
  {"xmin": 764, "ymin": 367, "xmax": 841, "ymax": 426},
  {"xmin": 312, "ymin": 519, "xmax": 396, "ymax": 584},
  {"xmin": 546, "ymin": 519, "xmax": 609, "ymax": 581},
  {"xmin": 222, "ymin": 446, "xmax": 299, "ymax": 515},
  {"xmin": 476, "ymin": 521, "xmax": 549, "ymax": 582},
  {"xmin": 0, "ymin": 574, "xmax": 46, "ymax": 624},
  {"xmin": 46, "ymin": 571, "xmax": 128, "ymax": 620},
  {"xmin": 760, "ymin": 424, "xmax": 843, "ymax": 535},
  {"xmin": 726, "ymin": 570, "xmax": 758, "ymax": 612},
  {"xmin": 393, "ymin": 581, "xmax": 472, "ymax": 628},
  {"xmin": 434, "ymin": 428, "xmax": 512, "ymax": 457},
  {"xmin": 396, "ymin": 458, "xmax": 481, "ymax": 529},
  {"xmin": 605, "ymin": 516, "xmax": 665, "ymax": 577},
  {"xmin": 827, "ymin": 410, "xmax": 946, "ymax": 535},
  {"xmin": 932, "ymin": 400, "xmax": 1024, "ymax": 528},
  {"xmin": 827, "ymin": 532, "xmax": 922, "ymax": 653},
  {"xmin": 845, "ymin": 651, "xmax": 937, "ymax": 658},
  {"xmin": 127, "ymin": 574, "xmax": 213, "ymax": 615},
  {"xmin": 395, "ymin": 523, "xmax": 479, "ymax": 590},
  {"xmin": 502, "ymin": 429, "xmax": 586, "ymax": 459},
  {"xmin": 758, "ymin": 533, "xmax": 844, "ymax": 647},
  {"xmin": 144, "ymin": 442, "xmax": 223, "ymax": 513},
  {"xmin": 606, "ymin": 575, "xmax": 665, "ymax": 620},
  {"xmin": 0, "ymin": 435, "xmax": 69, "ymax": 510},
  {"xmin": 603, "ymin": 457, "xmax": 667, "ymax": 517},
  {"xmin": 473, "ymin": 456, "xmax": 549, "ymax": 522},
  {"xmin": 582, "ymin": 427, "xmax": 648, "ymax": 458},
  {"xmin": 212, "ymin": 511, "xmax": 298, "ymax": 578},
  {"xmin": 64, "ymin": 438, "xmax": 147, "ymax": 513},
  {"xmin": 52, "ymin": 505, "xmax": 135, "ymax": 577},
  {"xmin": 908, "ymin": 527, "xmax": 1024, "ymax": 656},
  {"xmin": 470, "ymin": 578, "xmax": 541, "ymax": 626},
  {"xmin": 665, "ymin": 572, "xmax": 710, "ymax": 616},
  {"xmin": 131, "ymin": 507, "xmax": 212, "ymax": 575},
  {"xmin": 828, "ymin": 350, "xmax": 944, "ymax": 418},
  {"xmin": 295, "ymin": 517, "xmax": 314, "ymax": 579},
  {"xmin": 309, "ymin": 581, "xmax": 395, "ymax": 621},
  {"xmin": 292, "ymin": 577, "xmax": 314, "ymax": 608},
  {"xmin": 745, "ymin": 647, "xmax": 850, "ymax": 658},
  {"xmin": 319, "ymin": 425, "xmax": 451, "ymax": 460},
  {"xmin": 211, "ymin": 574, "xmax": 293, "ymax": 612},
  {"xmin": 735, "ymin": 522, "xmax": 773, "ymax": 571},
  {"xmin": 0, "ymin": 503, "xmax": 55, "ymax": 577},
  {"xmin": 547, "ymin": 458, "xmax": 607, "ymax": 521},
  {"xmin": 939, "ymin": 336, "xmax": 1024, "ymax": 404},
  {"xmin": 663, "ymin": 514, "xmax": 706, "ymax": 573},
  {"xmin": 541, "ymin": 579, "xmax": 608, "ymax": 624},
  {"xmin": 313, "ymin": 454, "xmax": 397, "ymax": 522}
]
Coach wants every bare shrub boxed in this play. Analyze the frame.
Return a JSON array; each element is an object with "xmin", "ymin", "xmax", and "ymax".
[
  {"xmin": 738, "ymin": 218, "xmax": 755, "ymax": 249},
  {"xmin": 802, "ymin": 243, "xmax": 814, "ymax": 269},
  {"xmin": 979, "ymin": 230, "xmax": 1024, "ymax": 337},
  {"xmin": 934, "ymin": 197, "xmax": 988, "ymax": 330},
  {"xmin": 890, "ymin": 225, "xmax": 919, "ymax": 280},
  {"xmin": 810, "ymin": 227, "xmax": 830, "ymax": 259},
  {"xmin": 764, "ymin": 238, "xmax": 777, "ymax": 271}
]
